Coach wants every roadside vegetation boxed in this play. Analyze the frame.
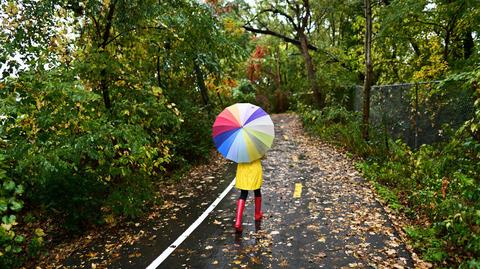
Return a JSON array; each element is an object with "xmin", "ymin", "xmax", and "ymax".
[{"xmin": 0, "ymin": 0, "xmax": 478, "ymax": 268}]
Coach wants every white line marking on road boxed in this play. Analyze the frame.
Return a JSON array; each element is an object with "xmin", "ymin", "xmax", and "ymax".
[{"xmin": 146, "ymin": 178, "xmax": 236, "ymax": 269}]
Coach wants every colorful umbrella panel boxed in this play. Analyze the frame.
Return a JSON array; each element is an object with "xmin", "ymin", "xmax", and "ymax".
[{"xmin": 212, "ymin": 103, "xmax": 274, "ymax": 163}]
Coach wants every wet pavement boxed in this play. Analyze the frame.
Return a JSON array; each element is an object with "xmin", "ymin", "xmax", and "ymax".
[{"xmin": 51, "ymin": 114, "xmax": 415, "ymax": 268}]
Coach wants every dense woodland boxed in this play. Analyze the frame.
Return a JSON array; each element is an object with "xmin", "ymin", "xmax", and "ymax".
[{"xmin": 0, "ymin": 0, "xmax": 479, "ymax": 268}]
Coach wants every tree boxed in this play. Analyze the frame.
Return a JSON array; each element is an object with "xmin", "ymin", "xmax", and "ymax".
[
  {"xmin": 362, "ymin": 0, "xmax": 373, "ymax": 140},
  {"xmin": 376, "ymin": 0, "xmax": 480, "ymax": 83},
  {"xmin": 242, "ymin": 0, "xmax": 325, "ymax": 109},
  {"xmin": 0, "ymin": 0, "xmax": 247, "ymax": 251}
]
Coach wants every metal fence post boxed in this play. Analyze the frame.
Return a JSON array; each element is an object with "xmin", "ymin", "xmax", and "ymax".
[
  {"xmin": 414, "ymin": 83, "xmax": 419, "ymax": 149},
  {"xmin": 381, "ymin": 87, "xmax": 389, "ymax": 151}
]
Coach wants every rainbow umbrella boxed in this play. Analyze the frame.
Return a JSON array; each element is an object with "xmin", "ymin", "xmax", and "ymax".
[{"xmin": 212, "ymin": 103, "xmax": 274, "ymax": 163}]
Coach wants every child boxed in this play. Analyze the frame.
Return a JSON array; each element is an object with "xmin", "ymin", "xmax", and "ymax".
[{"xmin": 234, "ymin": 158, "xmax": 263, "ymax": 232}]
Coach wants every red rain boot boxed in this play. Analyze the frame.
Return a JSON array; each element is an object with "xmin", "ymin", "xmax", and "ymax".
[
  {"xmin": 234, "ymin": 199, "xmax": 246, "ymax": 232},
  {"xmin": 254, "ymin": 197, "xmax": 263, "ymax": 221}
]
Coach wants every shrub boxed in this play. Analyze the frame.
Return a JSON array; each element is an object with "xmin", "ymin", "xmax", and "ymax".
[
  {"xmin": 232, "ymin": 79, "xmax": 256, "ymax": 103},
  {"xmin": 0, "ymin": 154, "xmax": 45, "ymax": 268},
  {"xmin": 297, "ymin": 103, "xmax": 385, "ymax": 157},
  {"xmin": 0, "ymin": 68, "xmax": 180, "ymax": 231},
  {"xmin": 356, "ymin": 134, "xmax": 480, "ymax": 265},
  {"xmin": 296, "ymin": 88, "xmax": 480, "ymax": 266},
  {"xmin": 168, "ymin": 103, "xmax": 213, "ymax": 167}
]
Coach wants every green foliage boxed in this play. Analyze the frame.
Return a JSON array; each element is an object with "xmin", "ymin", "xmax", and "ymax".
[
  {"xmin": 0, "ymin": 0, "xmax": 478, "ymax": 267},
  {"xmin": 0, "ymin": 2, "xmax": 249, "ymax": 267},
  {"xmin": 297, "ymin": 103, "xmax": 384, "ymax": 157},
  {"xmin": 105, "ymin": 176, "xmax": 154, "ymax": 219},
  {"xmin": 404, "ymin": 226, "xmax": 448, "ymax": 263},
  {"xmin": 0, "ymin": 154, "xmax": 45, "ymax": 268},
  {"xmin": 373, "ymin": 181, "xmax": 403, "ymax": 212},
  {"xmin": 1, "ymin": 68, "xmax": 180, "ymax": 231},
  {"xmin": 167, "ymin": 98, "xmax": 214, "ymax": 167},
  {"xmin": 355, "ymin": 130, "xmax": 480, "ymax": 266},
  {"xmin": 297, "ymin": 78, "xmax": 480, "ymax": 266},
  {"xmin": 311, "ymin": 123, "xmax": 478, "ymax": 266},
  {"xmin": 232, "ymin": 79, "xmax": 256, "ymax": 104}
]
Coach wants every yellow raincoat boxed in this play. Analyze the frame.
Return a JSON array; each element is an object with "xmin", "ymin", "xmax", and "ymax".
[{"xmin": 235, "ymin": 159, "xmax": 263, "ymax": 190}]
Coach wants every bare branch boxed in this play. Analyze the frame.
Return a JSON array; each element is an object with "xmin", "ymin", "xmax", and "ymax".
[
  {"xmin": 242, "ymin": 25, "xmax": 353, "ymax": 72},
  {"xmin": 242, "ymin": 25, "xmax": 318, "ymax": 51},
  {"xmin": 290, "ymin": 3, "xmax": 301, "ymax": 27},
  {"xmin": 411, "ymin": 18, "xmax": 444, "ymax": 29},
  {"xmin": 103, "ymin": 26, "xmax": 165, "ymax": 47},
  {"xmin": 89, "ymin": 15, "xmax": 101, "ymax": 40},
  {"xmin": 301, "ymin": 0, "xmax": 310, "ymax": 30},
  {"xmin": 261, "ymin": 7, "xmax": 298, "ymax": 30},
  {"xmin": 100, "ymin": 0, "xmax": 118, "ymax": 48}
]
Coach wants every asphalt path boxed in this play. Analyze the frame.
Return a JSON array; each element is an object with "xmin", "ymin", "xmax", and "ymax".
[{"xmin": 57, "ymin": 114, "xmax": 414, "ymax": 269}]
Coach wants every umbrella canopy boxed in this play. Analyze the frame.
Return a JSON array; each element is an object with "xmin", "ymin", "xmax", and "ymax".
[{"xmin": 212, "ymin": 103, "xmax": 275, "ymax": 163}]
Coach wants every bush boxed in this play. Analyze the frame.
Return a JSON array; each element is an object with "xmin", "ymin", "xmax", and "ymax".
[
  {"xmin": 0, "ymin": 69, "xmax": 180, "ymax": 232},
  {"xmin": 168, "ymin": 103, "xmax": 213, "ymax": 167},
  {"xmin": 0, "ymin": 154, "xmax": 45, "ymax": 268},
  {"xmin": 355, "ymin": 132, "xmax": 480, "ymax": 266},
  {"xmin": 296, "ymin": 91, "xmax": 480, "ymax": 266},
  {"xmin": 32, "ymin": 172, "xmax": 107, "ymax": 231},
  {"xmin": 297, "ymin": 103, "xmax": 385, "ymax": 157},
  {"xmin": 232, "ymin": 79, "xmax": 256, "ymax": 103}
]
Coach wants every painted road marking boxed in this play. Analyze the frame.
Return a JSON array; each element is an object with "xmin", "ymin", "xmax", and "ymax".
[
  {"xmin": 146, "ymin": 178, "xmax": 236, "ymax": 269},
  {"xmin": 293, "ymin": 183, "xmax": 302, "ymax": 198}
]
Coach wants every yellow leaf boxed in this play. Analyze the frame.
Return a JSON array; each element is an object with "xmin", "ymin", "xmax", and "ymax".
[
  {"xmin": 1, "ymin": 224, "xmax": 12, "ymax": 231},
  {"xmin": 104, "ymin": 214, "xmax": 116, "ymax": 225},
  {"xmin": 87, "ymin": 252, "xmax": 97, "ymax": 258},
  {"xmin": 35, "ymin": 228, "xmax": 45, "ymax": 237}
]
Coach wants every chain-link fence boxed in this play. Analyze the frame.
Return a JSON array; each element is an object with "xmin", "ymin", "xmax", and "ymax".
[{"xmin": 354, "ymin": 81, "xmax": 476, "ymax": 149}]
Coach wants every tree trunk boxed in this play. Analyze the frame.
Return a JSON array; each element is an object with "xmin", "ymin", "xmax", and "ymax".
[
  {"xmin": 274, "ymin": 46, "xmax": 282, "ymax": 91},
  {"xmin": 100, "ymin": 69, "xmax": 111, "ymax": 110},
  {"xmin": 156, "ymin": 48, "xmax": 162, "ymax": 88},
  {"xmin": 298, "ymin": 32, "xmax": 324, "ymax": 109},
  {"xmin": 217, "ymin": 92, "xmax": 224, "ymax": 107},
  {"xmin": 391, "ymin": 42, "xmax": 400, "ymax": 81},
  {"xmin": 409, "ymin": 39, "xmax": 421, "ymax": 57},
  {"xmin": 331, "ymin": 14, "xmax": 336, "ymax": 46},
  {"xmin": 463, "ymin": 31, "xmax": 474, "ymax": 59},
  {"xmin": 362, "ymin": 0, "xmax": 373, "ymax": 141},
  {"xmin": 444, "ymin": 29, "xmax": 450, "ymax": 61},
  {"xmin": 340, "ymin": 15, "xmax": 345, "ymax": 43},
  {"xmin": 193, "ymin": 61, "xmax": 212, "ymax": 115},
  {"xmin": 98, "ymin": 0, "xmax": 117, "ymax": 111}
]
